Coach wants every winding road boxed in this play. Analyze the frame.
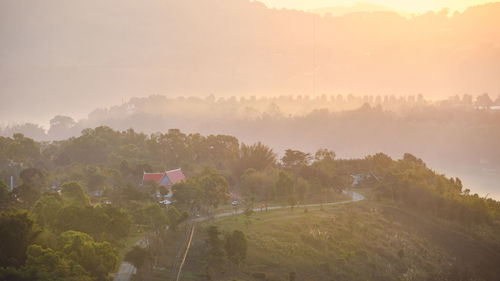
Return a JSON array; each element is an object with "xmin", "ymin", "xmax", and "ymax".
[{"xmin": 113, "ymin": 190, "xmax": 365, "ymax": 281}]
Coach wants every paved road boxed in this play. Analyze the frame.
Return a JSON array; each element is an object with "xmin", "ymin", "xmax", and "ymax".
[
  {"xmin": 113, "ymin": 190, "xmax": 364, "ymax": 281},
  {"xmin": 113, "ymin": 262, "xmax": 136, "ymax": 281},
  {"xmin": 194, "ymin": 190, "xmax": 365, "ymax": 222},
  {"xmin": 112, "ymin": 235, "xmax": 148, "ymax": 281}
]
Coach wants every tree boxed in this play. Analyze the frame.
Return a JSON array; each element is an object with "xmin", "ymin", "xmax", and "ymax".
[
  {"xmin": 61, "ymin": 182, "xmax": 90, "ymax": 207},
  {"xmin": 19, "ymin": 168, "xmax": 46, "ymax": 189},
  {"xmin": 58, "ymin": 230, "xmax": 117, "ymax": 281},
  {"xmin": 274, "ymin": 171, "xmax": 295, "ymax": 203},
  {"xmin": 0, "ymin": 211, "xmax": 39, "ymax": 267},
  {"xmin": 23, "ymin": 244, "xmax": 92, "ymax": 281},
  {"xmin": 239, "ymin": 168, "xmax": 273, "ymax": 202},
  {"xmin": 243, "ymin": 208, "xmax": 253, "ymax": 229},
  {"xmin": 134, "ymin": 203, "xmax": 168, "ymax": 235},
  {"xmin": 314, "ymin": 149, "xmax": 336, "ymax": 162},
  {"xmin": 48, "ymin": 115, "xmax": 76, "ymax": 140},
  {"xmin": 281, "ymin": 149, "xmax": 312, "ymax": 173},
  {"xmin": 173, "ymin": 167, "xmax": 230, "ymax": 211},
  {"xmin": 96, "ymin": 205, "xmax": 131, "ymax": 241},
  {"xmin": 295, "ymin": 177, "xmax": 310, "ymax": 201},
  {"xmin": 224, "ymin": 230, "xmax": 248, "ymax": 266},
  {"xmin": 205, "ymin": 226, "xmax": 226, "ymax": 273},
  {"xmin": 125, "ymin": 246, "xmax": 151, "ymax": 270},
  {"xmin": 402, "ymin": 153, "xmax": 424, "ymax": 165},
  {"xmin": 476, "ymin": 93, "xmax": 493, "ymax": 108},
  {"xmin": 198, "ymin": 167, "xmax": 230, "ymax": 209},
  {"xmin": 0, "ymin": 180, "xmax": 9, "ymax": 206},
  {"xmin": 12, "ymin": 184, "xmax": 41, "ymax": 209},
  {"xmin": 166, "ymin": 206, "xmax": 188, "ymax": 231},
  {"xmin": 7, "ymin": 134, "xmax": 41, "ymax": 164},
  {"xmin": 235, "ymin": 142, "xmax": 276, "ymax": 177},
  {"xmin": 54, "ymin": 204, "xmax": 130, "ymax": 242},
  {"xmin": 31, "ymin": 193, "xmax": 63, "ymax": 228},
  {"xmin": 172, "ymin": 179, "xmax": 203, "ymax": 209}
]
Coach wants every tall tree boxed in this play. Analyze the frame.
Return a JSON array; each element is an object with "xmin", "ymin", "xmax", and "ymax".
[
  {"xmin": 0, "ymin": 180, "xmax": 9, "ymax": 206},
  {"xmin": 125, "ymin": 246, "xmax": 151, "ymax": 272},
  {"xmin": 0, "ymin": 211, "xmax": 39, "ymax": 267},
  {"xmin": 274, "ymin": 171, "xmax": 295, "ymax": 203},
  {"xmin": 224, "ymin": 230, "xmax": 248, "ymax": 266},
  {"xmin": 58, "ymin": 230, "xmax": 117, "ymax": 281},
  {"xmin": 19, "ymin": 168, "xmax": 46, "ymax": 189},
  {"xmin": 31, "ymin": 193, "xmax": 63, "ymax": 228},
  {"xmin": 61, "ymin": 182, "xmax": 90, "ymax": 207},
  {"xmin": 12, "ymin": 184, "xmax": 41, "ymax": 209},
  {"xmin": 235, "ymin": 142, "xmax": 276, "ymax": 177},
  {"xmin": 205, "ymin": 226, "xmax": 226, "ymax": 273}
]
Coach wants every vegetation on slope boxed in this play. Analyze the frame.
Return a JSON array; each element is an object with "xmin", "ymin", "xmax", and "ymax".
[{"xmin": 184, "ymin": 198, "xmax": 500, "ymax": 281}]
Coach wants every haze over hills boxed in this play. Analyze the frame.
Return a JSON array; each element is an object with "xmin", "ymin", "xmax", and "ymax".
[
  {"xmin": 2, "ymin": 93, "xmax": 500, "ymax": 199},
  {"xmin": 310, "ymin": 2, "xmax": 396, "ymax": 17},
  {"xmin": 1, "ymin": 0, "xmax": 500, "ymax": 124}
]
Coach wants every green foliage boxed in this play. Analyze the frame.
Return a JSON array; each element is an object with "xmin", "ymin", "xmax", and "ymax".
[
  {"xmin": 61, "ymin": 182, "xmax": 90, "ymax": 207},
  {"xmin": 239, "ymin": 169, "xmax": 273, "ymax": 202},
  {"xmin": 373, "ymin": 158, "xmax": 493, "ymax": 224},
  {"xmin": 31, "ymin": 193, "xmax": 63, "ymax": 228},
  {"xmin": 12, "ymin": 183, "xmax": 41, "ymax": 209},
  {"xmin": 0, "ymin": 133, "xmax": 40, "ymax": 164},
  {"xmin": 173, "ymin": 167, "xmax": 229, "ymax": 210},
  {"xmin": 109, "ymin": 183, "xmax": 151, "ymax": 207},
  {"xmin": 206, "ymin": 226, "xmax": 226, "ymax": 272},
  {"xmin": 235, "ymin": 142, "xmax": 276, "ymax": 177},
  {"xmin": 166, "ymin": 206, "xmax": 188, "ymax": 230},
  {"xmin": 274, "ymin": 171, "xmax": 295, "ymax": 203},
  {"xmin": 24, "ymin": 244, "xmax": 92, "ymax": 281},
  {"xmin": 281, "ymin": 149, "xmax": 312, "ymax": 172},
  {"xmin": 0, "ymin": 180, "xmax": 9, "ymax": 205},
  {"xmin": 0, "ymin": 210, "xmax": 38, "ymax": 267},
  {"xmin": 54, "ymin": 204, "xmax": 130, "ymax": 242},
  {"xmin": 198, "ymin": 167, "xmax": 230, "ymax": 209},
  {"xmin": 19, "ymin": 168, "xmax": 46, "ymax": 189},
  {"xmin": 124, "ymin": 246, "xmax": 151, "ymax": 269},
  {"xmin": 295, "ymin": 177, "xmax": 310, "ymax": 201},
  {"xmin": 58, "ymin": 230, "xmax": 117, "ymax": 281},
  {"xmin": 224, "ymin": 230, "xmax": 248, "ymax": 266},
  {"xmin": 172, "ymin": 179, "xmax": 203, "ymax": 208},
  {"xmin": 133, "ymin": 203, "xmax": 168, "ymax": 233}
]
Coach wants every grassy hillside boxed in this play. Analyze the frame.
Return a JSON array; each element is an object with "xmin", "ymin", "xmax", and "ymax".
[{"xmin": 181, "ymin": 194, "xmax": 500, "ymax": 281}]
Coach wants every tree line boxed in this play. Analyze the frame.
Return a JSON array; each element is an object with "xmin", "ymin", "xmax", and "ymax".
[{"xmin": 1, "ymin": 126, "xmax": 499, "ymax": 280}]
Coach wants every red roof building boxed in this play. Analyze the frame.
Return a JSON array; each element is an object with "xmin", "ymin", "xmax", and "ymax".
[
  {"xmin": 142, "ymin": 168, "xmax": 186, "ymax": 187},
  {"xmin": 142, "ymin": 173, "xmax": 164, "ymax": 185},
  {"xmin": 165, "ymin": 168, "xmax": 186, "ymax": 185}
]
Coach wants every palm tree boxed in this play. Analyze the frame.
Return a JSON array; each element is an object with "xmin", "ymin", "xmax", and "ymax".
[{"xmin": 234, "ymin": 142, "xmax": 276, "ymax": 177}]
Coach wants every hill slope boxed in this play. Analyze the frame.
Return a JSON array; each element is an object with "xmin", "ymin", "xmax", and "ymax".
[{"xmin": 183, "ymin": 199, "xmax": 500, "ymax": 281}]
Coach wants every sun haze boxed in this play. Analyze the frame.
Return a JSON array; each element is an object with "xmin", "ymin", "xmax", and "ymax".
[{"xmin": 256, "ymin": 0, "xmax": 498, "ymax": 13}]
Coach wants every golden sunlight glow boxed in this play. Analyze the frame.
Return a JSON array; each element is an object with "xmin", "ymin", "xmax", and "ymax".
[{"xmin": 257, "ymin": 0, "xmax": 498, "ymax": 14}]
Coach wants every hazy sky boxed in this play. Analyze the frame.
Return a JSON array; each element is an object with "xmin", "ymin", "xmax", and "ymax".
[
  {"xmin": 1, "ymin": 0, "xmax": 499, "ymax": 127},
  {"xmin": 257, "ymin": 0, "xmax": 497, "ymax": 13}
]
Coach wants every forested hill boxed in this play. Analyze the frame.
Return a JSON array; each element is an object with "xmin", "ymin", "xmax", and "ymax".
[{"xmin": 1, "ymin": 127, "xmax": 500, "ymax": 280}]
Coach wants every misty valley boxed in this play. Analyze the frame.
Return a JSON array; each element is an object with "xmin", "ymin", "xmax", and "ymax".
[{"xmin": 1, "ymin": 0, "xmax": 500, "ymax": 280}]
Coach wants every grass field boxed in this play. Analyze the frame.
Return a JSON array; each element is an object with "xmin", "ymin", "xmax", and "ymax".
[{"xmin": 180, "ymin": 198, "xmax": 500, "ymax": 281}]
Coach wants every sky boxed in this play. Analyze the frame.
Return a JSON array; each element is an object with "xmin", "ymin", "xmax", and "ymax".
[
  {"xmin": 256, "ymin": 0, "xmax": 496, "ymax": 13},
  {"xmin": 1, "ymin": 0, "xmax": 499, "ymax": 127}
]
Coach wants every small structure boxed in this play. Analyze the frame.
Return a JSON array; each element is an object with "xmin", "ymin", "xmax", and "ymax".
[{"xmin": 142, "ymin": 168, "xmax": 186, "ymax": 188}]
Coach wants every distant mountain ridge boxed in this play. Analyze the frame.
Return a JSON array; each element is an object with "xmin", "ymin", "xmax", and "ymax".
[{"xmin": 1, "ymin": 0, "xmax": 500, "ymax": 123}]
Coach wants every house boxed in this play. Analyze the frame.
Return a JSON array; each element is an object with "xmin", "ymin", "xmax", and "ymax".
[{"xmin": 142, "ymin": 168, "xmax": 186, "ymax": 188}]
